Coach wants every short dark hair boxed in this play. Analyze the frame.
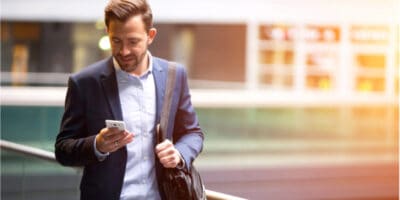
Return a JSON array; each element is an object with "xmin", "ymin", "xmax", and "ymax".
[{"xmin": 104, "ymin": 0, "xmax": 153, "ymax": 32}]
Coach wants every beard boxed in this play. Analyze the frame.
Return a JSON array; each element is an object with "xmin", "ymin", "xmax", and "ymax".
[{"xmin": 116, "ymin": 50, "xmax": 147, "ymax": 73}]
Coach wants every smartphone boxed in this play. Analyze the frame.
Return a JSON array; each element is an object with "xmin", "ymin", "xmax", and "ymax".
[{"xmin": 105, "ymin": 120, "xmax": 126, "ymax": 131}]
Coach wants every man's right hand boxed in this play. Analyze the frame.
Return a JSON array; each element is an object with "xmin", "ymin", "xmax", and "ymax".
[{"xmin": 95, "ymin": 128, "xmax": 134, "ymax": 153}]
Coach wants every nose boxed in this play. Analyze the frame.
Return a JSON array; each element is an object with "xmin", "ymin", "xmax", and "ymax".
[{"xmin": 119, "ymin": 43, "xmax": 130, "ymax": 56}]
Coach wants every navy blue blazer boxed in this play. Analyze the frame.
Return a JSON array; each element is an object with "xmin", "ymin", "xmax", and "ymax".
[{"xmin": 55, "ymin": 56, "xmax": 204, "ymax": 200}]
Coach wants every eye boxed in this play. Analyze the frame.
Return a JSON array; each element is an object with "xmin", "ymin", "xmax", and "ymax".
[
  {"xmin": 129, "ymin": 39, "xmax": 140, "ymax": 45},
  {"xmin": 111, "ymin": 38, "xmax": 121, "ymax": 44}
]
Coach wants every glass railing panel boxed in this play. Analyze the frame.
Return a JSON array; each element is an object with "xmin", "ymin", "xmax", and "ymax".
[{"xmin": 1, "ymin": 150, "xmax": 81, "ymax": 200}]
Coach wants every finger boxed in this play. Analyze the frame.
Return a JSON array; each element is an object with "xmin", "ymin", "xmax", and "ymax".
[
  {"xmin": 163, "ymin": 163, "xmax": 177, "ymax": 168},
  {"xmin": 110, "ymin": 133, "xmax": 134, "ymax": 150},
  {"xmin": 160, "ymin": 155, "xmax": 176, "ymax": 164},
  {"xmin": 158, "ymin": 139, "xmax": 172, "ymax": 149},
  {"xmin": 109, "ymin": 131, "xmax": 131, "ymax": 143},
  {"xmin": 101, "ymin": 127, "xmax": 120, "ymax": 136},
  {"xmin": 98, "ymin": 129, "xmax": 122, "ymax": 146},
  {"xmin": 109, "ymin": 140, "xmax": 123, "ymax": 152},
  {"xmin": 118, "ymin": 133, "xmax": 134, "ymax": 146},
  {"xmin": 157, "ymin": 148, "xmax": 175, "ymax": 159},
  {"xmin": 105, "ymin": 129, "xmax": 127, "ymax": 140},
  {"xmin": 162, "ymin": 157, "xmax": 179, "ymax": 168},
  {"xmin": 155, "ymin": 139, "xmax": 172, "ymax": 154}
]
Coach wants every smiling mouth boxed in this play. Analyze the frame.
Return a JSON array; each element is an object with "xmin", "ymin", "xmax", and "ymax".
[
  {"xmin": 119, "ymin": 56, "xmax": 134, "ymax": 62},
  {"xmin": 118, "ymin": 59, "xmax": 137, "ymax": 67}
]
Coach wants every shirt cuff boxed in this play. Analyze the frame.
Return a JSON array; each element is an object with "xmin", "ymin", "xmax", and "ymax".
[
  {"xmin": 176, "ymin": 153, "xmax": 186, "ymax": 169},
  {"xmin": 94, "ymin": 135, "xmax": 109, "ymax": 161}
]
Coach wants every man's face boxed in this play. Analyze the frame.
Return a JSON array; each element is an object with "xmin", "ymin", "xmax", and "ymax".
[{"xmin": 107, "ymin": 15, "xmax": 156, "ymax": 73}]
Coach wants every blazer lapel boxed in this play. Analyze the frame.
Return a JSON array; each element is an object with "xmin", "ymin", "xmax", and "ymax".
[
  {"xmin": 100, "ymin": 58, "xmax": 123, "ymax": 120},
  {"xmin": 152, "ymin": 58, "xmax": 167, "ymax": 125}
]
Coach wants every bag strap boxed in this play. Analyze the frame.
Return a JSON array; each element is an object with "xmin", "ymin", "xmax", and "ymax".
[{"xmin": 157, "ymin": 62, "xmax": 177, "ymax": 144}]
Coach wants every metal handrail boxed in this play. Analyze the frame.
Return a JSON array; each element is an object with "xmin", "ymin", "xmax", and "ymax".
[
  {"xmin": 0, "ymin": 139, "xmax": 246, "ymax": 200},
  {"xmin": 1, "ymin": 140, "xmax": 55, "ymax": 162}
]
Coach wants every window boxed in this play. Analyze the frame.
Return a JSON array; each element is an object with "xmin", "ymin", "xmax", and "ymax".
[{"xmin": 258, "ymin": 24, "xmax": 296, "ymax": 89}]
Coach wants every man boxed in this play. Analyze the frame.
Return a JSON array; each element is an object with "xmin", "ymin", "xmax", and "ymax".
[{"xmin": 54, "ymin": 0, "xmax": 204, "ymax": 199}]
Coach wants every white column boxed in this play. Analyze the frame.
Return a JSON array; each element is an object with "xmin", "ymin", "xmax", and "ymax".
[
  {"xmin": 338, "ymin": 23, "xmax": 352, "ymax": 97},
  {"xmin": 245, "ymin": 19, "xmax": 259, "ymax": 90},
  {"xmin": 293, "ymin": 24, "xmax": 305, "ymax": 93}
]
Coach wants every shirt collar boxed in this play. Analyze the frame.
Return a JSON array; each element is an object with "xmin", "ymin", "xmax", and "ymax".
[{"xmin": 113, "ymin": 51, "xmax": 153, "ymax": 78}]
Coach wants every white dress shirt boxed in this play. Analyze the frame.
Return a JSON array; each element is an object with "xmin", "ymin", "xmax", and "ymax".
[{"xmin": 95, "ymin": 52, "xmax": 161, "ymax": 200}]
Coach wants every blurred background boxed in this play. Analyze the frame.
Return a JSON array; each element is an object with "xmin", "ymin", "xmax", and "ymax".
[{"xmin": 1, "ymin": 0, "xmax": 399, "ymax": 199}]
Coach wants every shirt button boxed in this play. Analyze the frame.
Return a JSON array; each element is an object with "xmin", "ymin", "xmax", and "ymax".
[{"xmin": 143, "ymin": 156, "xmax": 148, "ymax": 160}]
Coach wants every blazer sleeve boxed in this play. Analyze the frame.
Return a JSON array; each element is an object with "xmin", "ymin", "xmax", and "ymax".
[
  {"xmin": 55, "ymin": 77, "xmax": 99, "ymax": 166},
  {"xmin": 173, "ymin": 66, "xmax": 204, "ymax": 170}
]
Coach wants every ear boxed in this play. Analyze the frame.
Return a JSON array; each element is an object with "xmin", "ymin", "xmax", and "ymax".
[{"xmin": 147, "ymin": 28, "xmax": 157, "ymax": 45}]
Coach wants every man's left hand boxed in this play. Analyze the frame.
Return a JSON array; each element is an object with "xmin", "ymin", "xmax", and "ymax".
[{"xmin": 155, "ymin": 139, "xmax": 181, "ymax": 168}]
